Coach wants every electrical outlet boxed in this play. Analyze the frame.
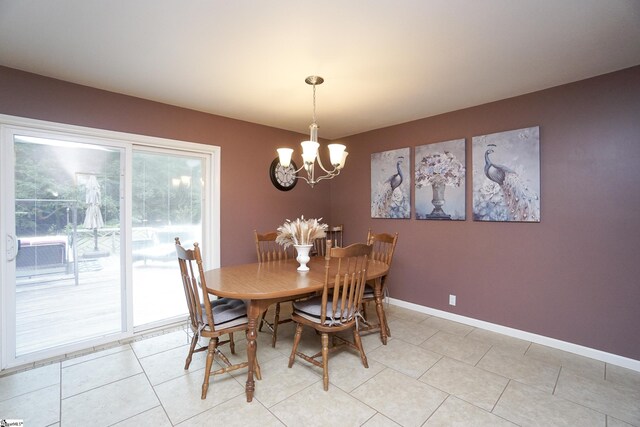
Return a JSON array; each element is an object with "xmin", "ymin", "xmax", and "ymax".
[{"xmin": 449, "ymin": 294, "xmax": 457, "ymax": 306}]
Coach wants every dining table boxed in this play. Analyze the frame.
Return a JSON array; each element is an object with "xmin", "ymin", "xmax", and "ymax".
[{"xmin": 203, "ymin": 255, "xmax": 390, "ymax": 402}]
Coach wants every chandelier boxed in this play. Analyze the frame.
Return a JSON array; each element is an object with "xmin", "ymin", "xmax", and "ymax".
[{"xmin": 277, "ymin": 76, "xmax": 348, "ymax": 188}]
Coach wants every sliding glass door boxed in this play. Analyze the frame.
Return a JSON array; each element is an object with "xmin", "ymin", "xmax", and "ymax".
[
  {"xmin": 1, "ymin": 116, "xmax": 219, "ymax": 369},
  {"xmin": 10, "ymin": 134, "xmax": 126, "ymax": 358},
  {"xmin": 131, "ymin": 150, "xmax": 204, "ymax": 327}
]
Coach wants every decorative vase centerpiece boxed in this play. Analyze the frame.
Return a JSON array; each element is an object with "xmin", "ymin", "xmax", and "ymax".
[
  {"xmin": 276, "ymin": 216, "xmax": 327, "ymax": 271},
  {"xmin": 293, "ymin": 243, "xmax": 313, "ymax": 271}
]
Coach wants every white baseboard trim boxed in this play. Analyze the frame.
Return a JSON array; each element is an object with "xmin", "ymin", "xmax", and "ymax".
[{"xmin": 388, "ymin": 297, "xmax": 640, "ymax": 373}]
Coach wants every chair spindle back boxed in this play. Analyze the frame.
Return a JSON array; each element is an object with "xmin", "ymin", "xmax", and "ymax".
[
  {"xmin": 255, "ymin": 230, "xmax": 292, "ymax": 262},
  {"xmin": 175, "ymin": 238, "xmax": 216, "ymax": 331},
  {"xmin": 366, "ymin": 230, "xmax": 398, "ymax": 266},
  {"xmin": 319, "ymin": 240, "xmax": 372, "ymax": 325},
  {"xmin": 314, "ymin": 224, "xmax": 344, "ymax": 257}
]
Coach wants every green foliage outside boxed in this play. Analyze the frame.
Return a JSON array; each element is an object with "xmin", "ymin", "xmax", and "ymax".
[{"xmin": 14, "ymin": 141, "xmax": 202, "ymax": 237}]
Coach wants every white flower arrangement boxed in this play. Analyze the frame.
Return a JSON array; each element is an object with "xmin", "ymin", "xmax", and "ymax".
[
  {"xmin": 276, "ymin": 216, "xmax": 327, "ymax": 248},
  {"xmin": 415, "ymin": 151, "xmax": 465, "ymax": 188}
]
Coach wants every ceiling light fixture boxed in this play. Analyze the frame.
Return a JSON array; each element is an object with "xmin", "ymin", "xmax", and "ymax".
[{"xmin": 277, "ymin": 76, "xmax": 348, "ymax": 188}]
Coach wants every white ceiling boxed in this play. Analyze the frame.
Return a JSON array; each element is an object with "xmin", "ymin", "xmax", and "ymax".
[{"xmin": 1, "ymin": 1, "xmax": 639, "ymax": 139}]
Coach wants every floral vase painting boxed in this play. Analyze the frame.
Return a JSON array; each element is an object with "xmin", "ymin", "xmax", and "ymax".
[
  {"xmin": 415, "ymin": 139, "xmax": 466, "ymax": 220},
  {"xmin": 371, "ymin": 147, "xmax": 411, "ymax": 219},
  {"xmin": 472, "ymin": 126, "xmax": 540, "ymax": 222}
]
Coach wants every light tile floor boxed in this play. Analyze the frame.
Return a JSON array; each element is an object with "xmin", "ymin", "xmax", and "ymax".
[{"xmin": 1, "ymin": 304, "xmax": 639, "ymax": 427}]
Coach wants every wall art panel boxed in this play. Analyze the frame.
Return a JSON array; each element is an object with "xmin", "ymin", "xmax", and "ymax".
[
  {"xmin": 472, "ymin": 126, "xmax": 540, "ymax": 222},
  {"xmin": 415, "ymin": 139, "xmax": 466, "ymax": 220},
  {"xmin": 371, "ymin": 147, "xmax": 410, "ymax": 219}
]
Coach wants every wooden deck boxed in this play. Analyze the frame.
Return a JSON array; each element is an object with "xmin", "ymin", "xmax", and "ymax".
[{"xmin": 15, "ymin": 255, "xmax": 187, "ymax": 357}]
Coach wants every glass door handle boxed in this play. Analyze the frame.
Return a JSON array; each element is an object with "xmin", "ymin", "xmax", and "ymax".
[{"xmin": 6, "ymin": 234, "xmax": 18, "ymax": 261}]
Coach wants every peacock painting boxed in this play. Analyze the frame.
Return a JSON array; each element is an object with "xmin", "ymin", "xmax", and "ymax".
[
  {"xmin": 371, "ymin": 147, "xmax": 411, "ymax": 218},
  {"xmin": 472, "ymin": 126, "xmax": 540, "ymax": 222}
]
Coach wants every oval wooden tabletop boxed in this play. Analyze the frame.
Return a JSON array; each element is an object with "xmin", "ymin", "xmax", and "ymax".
[{"xmin": 204, "ymin": 257, "xmax": 389, "ymax": 300}]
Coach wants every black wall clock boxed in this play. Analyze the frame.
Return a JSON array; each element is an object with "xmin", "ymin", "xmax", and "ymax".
[{"xmin": 269, "ymin": 157, "xmax": 298, "ymax": 191}]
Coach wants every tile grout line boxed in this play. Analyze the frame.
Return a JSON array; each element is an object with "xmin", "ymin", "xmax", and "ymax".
[
  {"xmin": 0, "ymin": 381, "xmax": 60, "ymax": 404},
  {"xmin": 61, "ymin": 343, "xmax": 133, "ymax": 368},
  {"xmin": 345, "ymin": 370, "xmax": 397, "ymax": 427},
  {"xmin": 56, "ymin": 328, "xmax": 186, "ymax": 425},
  {"xmin": 422, "ymin": 392, "xmax": 451, "ymax": 425},
  {"xmin": 110, "ymin": 344, "xmax": 176, "ymax": 427},
  {"xmin": 474, "ymin": 342, "xmax": 494, "ymax": 368},
  {"xmin": 61, "ymin": 371, "xmax": 146, "ymax": 400},
  {"xmin": 134, "ymin": 347, "xmax": 175, "ymax": 426},
  {"xmin": 491, "ymin": 378, "xmax": 511, "ymax": 414},
  {"xmin": 552, "ymin": 365, "xmax": 562, "ymax": 395}
]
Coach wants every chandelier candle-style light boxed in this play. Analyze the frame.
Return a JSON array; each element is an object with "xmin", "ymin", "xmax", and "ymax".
[{"xmin": 277, "ymin": 76, "xmax": 348, "ymax": 188}]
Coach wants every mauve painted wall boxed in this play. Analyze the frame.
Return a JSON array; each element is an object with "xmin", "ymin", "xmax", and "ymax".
[
  {"xmin": 0, "ymin": 66, "xmax": 331, "ymax": 266},
  {"xmin": 1, "ymin": 65, "xmax": 639, "ymax": 360},
  {"xmin": 329, "ymin": 65, "xmax": 640, "ymax": 360}
]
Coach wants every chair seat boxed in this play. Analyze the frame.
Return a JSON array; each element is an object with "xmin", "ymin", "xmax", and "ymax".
[
  {"xmin": 204, "ymin": 298, "xmax": 248, "ymax": 328},
  {"xmin": 293, "ymin": 295, "xmax": 356, "ymax": 326},
  {"xmin": 362, "ymin": 284, "xmax": 375, "ymax": 299}
]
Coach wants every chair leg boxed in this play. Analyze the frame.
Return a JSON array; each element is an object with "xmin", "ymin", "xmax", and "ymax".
[
  {"xmin": 362, "ymin": 302, "xmax": 368, "ymax": 321},
  {"xmin": 271, "ymin": 303, "xmax": 281, "ymax": 347},
  {"xmin": 374, "ymin": 299, "xmax": 388, "ymax": 344},
  {"xmin": 321, "ymin": 332, "xmax": 330, "ymax": 391},
  {"xmin": 258, "ymin": 312, "xmax": 267, "ymax": 332},
  {"xmin": 353, "ymin": 329, "xmax": 369, "ymax": 369},
  {"xmin": 229, "ymin": 332, "xmax": 236, "ymax": 354},
  {"xmin": 184, "ymin": 332, "xmax": 199, "ymax": 370},
  {"xmin": 201, "ymin": 337, "xmax": 218, "ymax": 399},
  {"xmin": 288, "ymin": 323, "xmax": 303, "ymax": 368},
  {"xmin": 254, "ymin": 356, "xmax": 262, "ymax": 380},
  {"xmin": 383, "ymin": 310, "xmax": 391, "ymax": 337},
  {"xmin": 214, "ymin": 346, "xmax": 232, "ymax": 367}
]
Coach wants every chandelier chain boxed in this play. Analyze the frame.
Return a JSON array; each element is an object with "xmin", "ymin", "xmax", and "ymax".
[{"xmin": 312, "ymin": 83, "xmax": 317, "ymax": 124}]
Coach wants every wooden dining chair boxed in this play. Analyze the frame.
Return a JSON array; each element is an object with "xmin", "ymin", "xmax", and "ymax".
[
  {"xmin": 360, "ymin": 230, "xmax": 398, "ymax": 343},
  {"xmin": 175, "ymin": 237, "xmax": 261, "ymax": 399},
  {"xmin": 255, "ymin": 230, "xmax": 295, "ymax": 347},
  {"xmin": 312, "ymin": 224, "xmax": 344, "ymax": 257},
  {"xmin": 288, "ymin": 241, "xmax": 372, "ymax": 391}
]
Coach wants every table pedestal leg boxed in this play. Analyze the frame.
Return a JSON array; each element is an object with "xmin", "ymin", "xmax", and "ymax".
[{"xmin": 245, "ymin": 300, "xmax": 271, "ymax": 402}]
